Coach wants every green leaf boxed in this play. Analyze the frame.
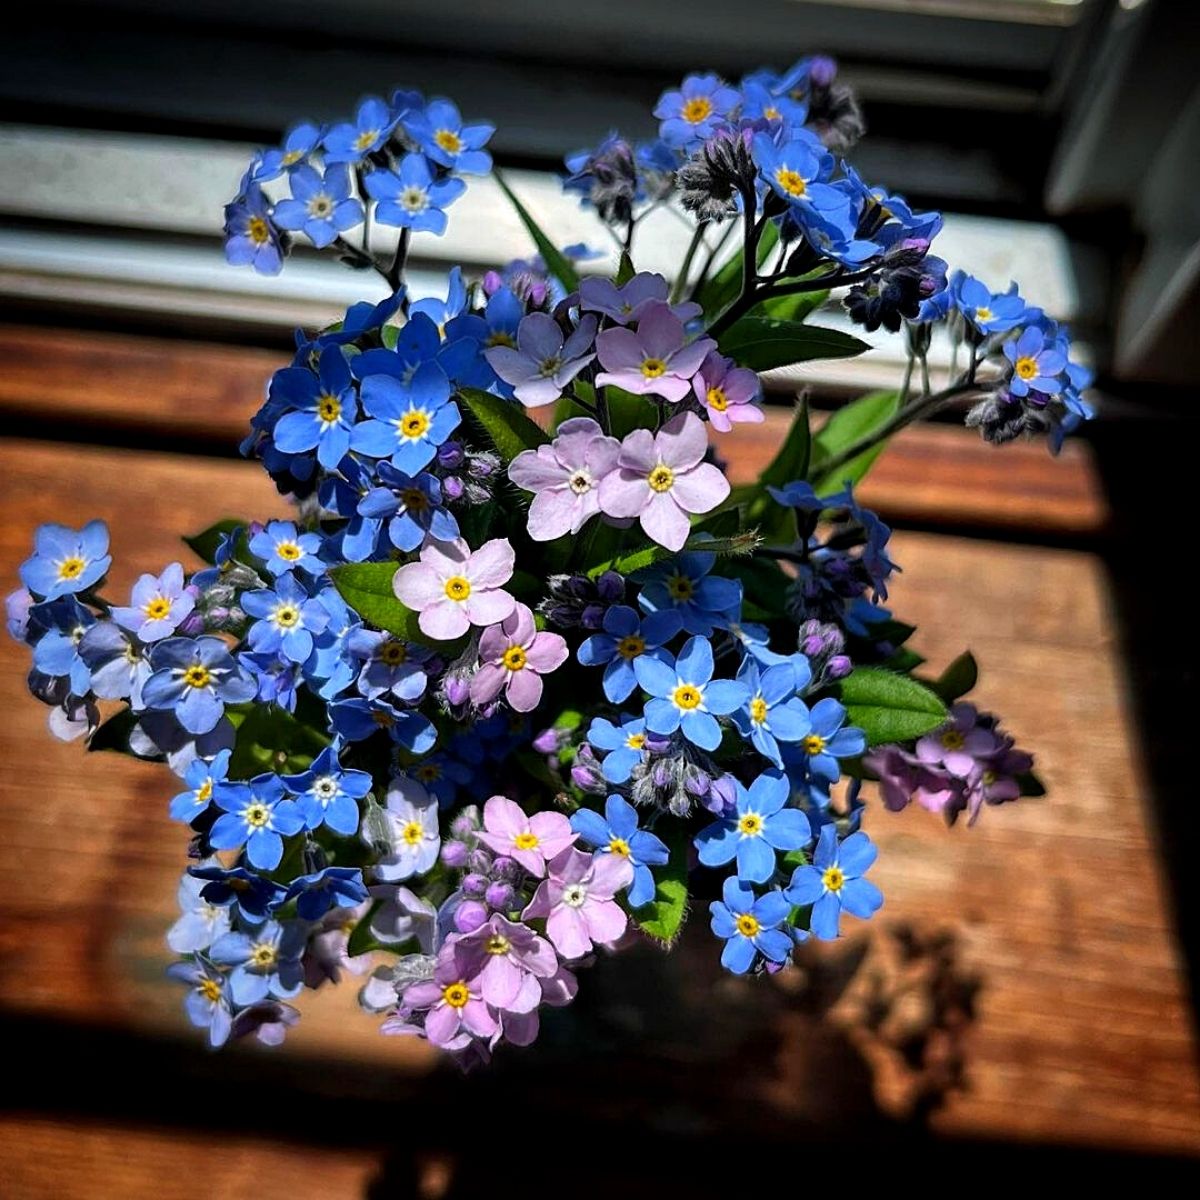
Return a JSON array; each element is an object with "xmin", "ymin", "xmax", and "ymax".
[
  {"xmin": 931, "ymin": 651, "xmax": 978, "ymax": 703},
  {"xmin": 615, "ymin": 251, "xmax": 636, "ymax": 285},
  {"xmin": 717, "ymin": 318, "xmax": 870, "ymax": 372},
  {"xmin": 696, "ymin": 221, "xmax": 779, "ymax": 319},
  {"xmin": 346, "ymin": 901, "xmax": 382, "ymax": 957},
  {"xmin": 87, "ymin": 707, "xmax": 138, "ymax": 755},
  {"xmin": 591, "ymin": 529, "xmax": 760, "ymax": 579},
  {"xmin": 838, "ymin": 666, "xmax": 947, "ymax": 747},
  {"xmin": 458, "ymin": 386, "xmax": 549, "ymax": 465},
  {"xmin": 808, "ymin": 389, "xmax": 900, "ymax": 492},
  {"xmin": 227, "ymin": 703, "xmax": 329, "ymax": 779},
  {"xmin": 858, "ymin": 618, "xmax": 916, "ymax": 648},
  {"xmin": 725, "ymin": 556, "xmax": 792, "ymax": 620},
  {"xmin": 329, "ymin": 562, "xmax": 426, "ymax": 642},
  {"xmin": 753, "ymin": 288, "xmax": 829, "ymax": 324},
  {"xmin": 493, "ymin": 170, "xmax": 579, "ymax": 292},
  {"xmin": 602, "ymin": 386, "xmax": 656, "ymax": 438},
  {"xmin": 881, "ymin": 646, "xmax": 926, "ymax": 673},
  {"xmin": 631, "ymin": 825, "xmax": 690, "ymax": 945},
  {"xmin": 183, "ymin": 518, "xmax": 246, "ymax": 564}
]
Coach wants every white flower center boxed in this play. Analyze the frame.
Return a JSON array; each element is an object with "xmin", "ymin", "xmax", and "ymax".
[
  {"xmin": 567, "ymin": 469, "xmax": 593, "ymax": 495},
  {"xmin": 561, "ymin": 883, "xmax": 588, "ymax": 909},
  {"xmin": 313, "ymin": 776, "xmax": 338, "ymax": 801},
  {"xmin": 400, "ymin": 185, "xmax": 429, "ymax": 213}
]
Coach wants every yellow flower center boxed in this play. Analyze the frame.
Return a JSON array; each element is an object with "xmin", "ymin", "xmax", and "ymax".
[
  {"xmin": 276, "ymin": 541, "xmax": 303, "ymax": 562},
  {"xmin": 735, "ymin": 913, "xmax": 760, "ymax": 937},
  {"xmin": 486, "ymin": 934, "xmax": 511, "ymax": 956},
  {"xmin": 401, "ymin": 487, "xmax": 429, "ymax": 512},
  {"xmin": 372, "ymin": 709, "xmax": 396, "ymax": 728},
  {"xmin": 774, "ymin": 167, "xmax": 808, "ymax": 198},
  {"xmin": 196, "ymin": 779, "xmax": 213, "ymax": 804},
  {"xmin": 144, "ymin": 596, "xmax": 172, "ymax": 620},
  {"xmin": 379, "ymin": 641, "xmax": 408, "ymax": 666},
  {"xmin": 672, "ymin": 684, "xmax": 702, "ymax": 710},
  {"xmin": 975, "ymin": 306, "xmax": 993, "ymax": 323},
  {"xmin": 706, "ymin": 386, "xmax": 729, "ymax": 412},
  {"xmin": 198, "ymin": 978, "xmax": 222, "ymax": 1003},
  {"xmin": 274, "ymin": 604, "xmax": 299, "ymax": 629},
  {"xmin": 399, "ymin": 409, "xmax": 431, "ymax": 439},
  {"xmin": 317, "ymin": 393, "xmax": 341, "ymax": 423},
  {"xmin": 442, "ymin": 982, "xmax": 470, "ymax": 1008},
  {"xmin": 401, "ymin": 820, "xmax": 424, "ymax": 846},
  {"xmin": 626, "ymin": 732, "xmax": 646, "ymax": 750},
  {"xmin": 666, "ymin": 573, "xmax": 694, "ymax": 601},
  {"xmin": 486, "ymin": 330, "xmax": 516, "ymax": 348},
  {"xmin": 513, "ymin": 831, "xmax": 539, "ymax": 851},
  {"xmin": 823, "ymin": 866, "xmax": 845, "ymax": 893},
  {"xmin": 764, "ymin": 105, "xmax": 781, "ymax": 121},
  {"xmin": 648, "ymin": 464, "xmax": 675, "ymax": 493},
  {"xmin": 250, "ymin": 943, "xmax": 277, "ymax": 968},
  {"xmin": 502, "ymin": 645, "xmax": 527, "ymax": 671},
  {"xmin": 981, "ymin": 769, "xmax": 997, "ymax": 786},
  {"xmin": 443, "ymin": 575, "xmax": 471, "ymax": 601},
  {"xmin": 354, "ymin": 128, "xmax": 380, "ymax": 152},
  {"xmin": 435, "ymin": 128, "xmax": 464, "ymax": 155},
  {"xmin": 183, "ymin": 665, "xmax": 211, "ymax": 689},
  {"xmin": 941, "ymin": 729, "xmax": 966, "ymax": 750},
  {"xmin": 244, "ymin": 803, "xmax": 271, "ymax": 829},
  {"xmin": 247, "ymin": 216, "xmax": 271, "ymax": 245},
  {"xmin": 57, "ymin": 556, "xmax": 85, "ymax": 581},
  {"xmin": 640, "ymin": 357, "xmax": 667, "ymax": 379},
  {"xmin": 682, "ymin": 96, "xmax": 714, "ymax": 124},
  {"xmin": 282, "ymin": 149, "xmax": 304, "ymax": 166},
  {"xmin": 616, "ymin": 634, "xmax": 645, "ymax": 660},
  {"xmin": 608, "ymin": 837, "xmax": 631, "ymax": 857},
  {"xmin": 1015, "ymin": 356, "xmax": 1038, "ymax": 381},
  {"xmin": 749, "ymin": 696, "xmax": 769, "ymax": 725},
  {"xmin": 737, "ymin": 812, "xmax": 763, "ymax": 837},
  {"xmin": 803, "ymin": 734, "xmax": 827, "ymax": 756}
]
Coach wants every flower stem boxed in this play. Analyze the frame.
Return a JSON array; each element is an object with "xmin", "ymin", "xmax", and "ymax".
[
  {"xmin": 386, "ymin": 228, "xmax": 411, "ymax": 293},
  {"xmin": 671, "ymin": 221, "xmax": 709, "ymax": 304}
]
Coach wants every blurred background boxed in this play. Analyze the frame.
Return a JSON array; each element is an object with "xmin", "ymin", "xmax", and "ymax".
[{"xmin": 1, "ymin": 0, "xmax": 1198, "ymax": 1194}]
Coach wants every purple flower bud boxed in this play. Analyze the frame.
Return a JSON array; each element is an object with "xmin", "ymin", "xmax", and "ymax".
[
  {"xmin": 442, "ymin": 475, "xmax": 465, "ymax": 501},
  {"xmin": 531, "ymin": 726, "xmax": 563, "ymax": 755},
  {"xmin": 462, "ymin": 872, "xmax": 489, "ymax": 897},
  {"xmin": 706, "ymin": 773, "xmax": 738, "ymax": 817},
  {"xmin": 449, "ymin": 808, "xmax": 480, "ymax": 840},
  {"xmin": 580, "ymin": 603, "xmax": 606, "ymax": 631},
  {"xmin": 467, "ymin": 452, "xmax": 499, "ymax": 479},
  {"xmin": 827, "ymin": 654, "xmax": 852, "ymax": 679},
  {"xmin": 442, "ymin": 672, "xmax": 471, "ymax": 707},
  {"xmin": 441, "ymin": 839, "xmax": 470, "ymax": 869},
  {"xmin": 809, "ymin": 55, "xmax": 837, "ymax": 86},
  {"xmin": 177, "ymin": 611, "xmax": 206, "ymax": 637},
  {"xmin": 437, "ymin": 440, "xmax": 465, "ymax": 469},
  {"xmin": 571, "ymin": 759, "xmax": 605, "ymax": 794},
  {"xmin": 485, "ymin": 881, "xmax": 514, "ymax": 910},
  {"xmin": 595, "ymin": 571, "xmax": 625, "ymax": 602},
  {"xmin": 490, "ymin": 855, "xmax": 520, "ymax": 882},
  {"xmin": 453, "ymin": 900, "xmax": 488, "ymax": 934},
  {"xmin": 481, "ymin": 270, "xmax": 504, "ymax": 297},
  {"xmin": 467, "ymin": 848, "xmax": 493, "ymax": 875}
]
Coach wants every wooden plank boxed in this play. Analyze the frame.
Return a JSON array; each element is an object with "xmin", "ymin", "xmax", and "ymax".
[
  {"xmin": 0, "ymin": 324, "xmax": 1108, "ymax": 536},
  {"xmin": 0, "ymin": 1115, "xmax": 385, "ymax": 1200},
  {"xmin": 0, "ymin": 440, "xmax": 1191, "ymax": 1155}
]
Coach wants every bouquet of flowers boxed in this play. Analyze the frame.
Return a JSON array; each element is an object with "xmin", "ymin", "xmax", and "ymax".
[{"xmin": 7, "ymin": 55, "xmax": 1083, "ymax": 1064}]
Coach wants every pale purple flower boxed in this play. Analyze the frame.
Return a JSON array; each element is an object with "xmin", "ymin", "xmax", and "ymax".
[
  {"xmin": 963, "ymin": 745, "xmax": 1033, "ymax": 825},
  {"xmin": 494, "ymin": 961, "xmax": 579, "ymax": 1047},
  {"xmin": 475, "ymin": 794, "xmax": 575, "ymax": 877},
  {"xmin": 915, "ymin": 702, "xmax": 1002, "ymax": 779},
  {"xmin": 597, "ymin": 411, "xmax": 730, "ymax": 551},
  {"xmin": 470, "ymin": 602, "xmax": 569, "ymax": 712},
  {"xmin": 369, "ymin": 883, "xmax": 437, "ymax": 949},
  {"xmin": 304, "ymin": 902, "xmax": 373, "ymax": 988},
  {"xmin": 508, "ymin": 417, "xmax": 621, "ymax": 541},
  {"xmin": 401, "ymin": 942, "xmax": 497, "ymax": 1050},
  {"xmin": 392, "ymin": 536, "xmax": 516, "ymax": 640},
  {"xmin": 453, "ymin": 913, "xmax": 558, "ymax": 1013},
  {"xmin": 375, "ymin": 776, "xmax": 441, "ymax": 881},
  {"xmin": 594, "ymin": 302, "xmax": 714, "ymax": 402},
  {"xmin": 579, "ymin": 272, "xmax": 700, "ymax": 327},
  {"xmin": 865, "ymin": 744, "xmax": 958, "ymax": 814},
  {"xmin": 522, "ymin": 845, "xmax": 634, "ymax": 960},
  {"xmin": 484, "ymin": 312, "xmax": 598, "ymax": 408},
  {"xmin": 693, "ymin": 350, "xmax": 764, "ymax": 433}
]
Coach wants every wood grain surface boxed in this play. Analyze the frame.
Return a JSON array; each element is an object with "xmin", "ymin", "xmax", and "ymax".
[{"xmin": 0, "ymin": 437, "xmax": 1194, "ymax": 1180}]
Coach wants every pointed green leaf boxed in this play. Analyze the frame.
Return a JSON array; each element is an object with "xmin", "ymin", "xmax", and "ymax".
[
  {"xmin": 602, "ymin": 386, "xmax": 657, "ymax": 438},
  {"xmin": 838, "ymin": 667, "xmax": 947, "ymax": 747},
  {"xmin": 717, "ymin": 318, "xmax": 870, "ymax": 372},
  {"xmin": 589, "ymin": 529, "xmax": 760, "ymax": 579},
  {"xmin": 183, "ymin": 518, "xmax": 247, "ymax": 564},
  {"xmin": 753, "ymin": 288, "xmax": 829, "ymax": 324},
  {"xmin": 329, "ymin": 562, "xmax": 428, "ymax": 642},
  {"xmin": 458, "ymin": 386, "xmax": 549, "ymax": 464},
  {"xmin": 930, "ymin": 651, "xmax": 978, "ymax": 703},
  {"xmin": 493, "ymin": 171, "xmax": 579, "ymax": 292},
  {"xmin": 615, "ymin": 251, "xmax": 636, "ymax": 285},
  {"xmin": 87, "ymin": 707, "xmax": 139, "ymax": 755},
  {"xmin": 808, "ymin": 389, "xmax": 900, "ymax": 492},
  {"xmin": 631, "ymin": 825, "xmax": 690, "ymax": 945}
]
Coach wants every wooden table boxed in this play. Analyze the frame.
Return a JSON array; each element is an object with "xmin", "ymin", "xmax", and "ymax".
[{"xmin": 0, "ymin": 327, "xmax": 1196, "ymax": 1197}]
